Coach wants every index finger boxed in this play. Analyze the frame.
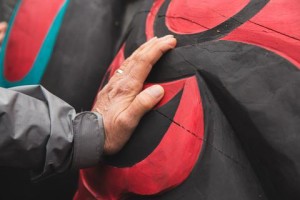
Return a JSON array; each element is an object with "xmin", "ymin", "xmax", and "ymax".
[{"xmin": 127, "ymin": 35, "xmax": 177, "ymax": 83}]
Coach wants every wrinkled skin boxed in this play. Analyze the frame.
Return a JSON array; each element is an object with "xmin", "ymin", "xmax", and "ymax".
[{"xmin": 93, "ymin": 35, "xmax": 177, "ymax": 155}]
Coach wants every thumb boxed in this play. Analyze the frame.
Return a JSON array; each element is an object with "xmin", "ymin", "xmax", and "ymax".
[{"xmin": 126, "ymin": 85, "xmax": 164, "ymax": 120}]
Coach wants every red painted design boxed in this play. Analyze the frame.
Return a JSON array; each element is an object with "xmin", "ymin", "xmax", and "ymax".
[
  {"xmin": 77, "ymin": 0, "xmax": 300, "ymax": 199},
  {"xmin": 146, "ymin": 0, "xmax": 164, "ymax": 39},
  {"xmin": 166, "ymin": 0, "xmax": 249, "ymax": 34},
  {"xmin": 146, "ymin": 0, "xmax": 249, "ymax": 37},
  {"xmin": 144, "ymin": 79, "xmax": 185, "ymax": 108},
  {"xmin": 223, "ymin": 0, "xmax": 300, "ymax": 68},
  {"xmin": 75, "ymin": 76, "xmax": 204, "ymax": 199},
  {"xmin": 4, "ymin": 0, "xmax": 65, "ymax": 81},
  {"xmin": 147, "ymin": 0, "xmax": 300, "ymax": 68}
]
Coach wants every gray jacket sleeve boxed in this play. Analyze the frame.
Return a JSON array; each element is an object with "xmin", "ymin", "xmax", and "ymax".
[{"xmin": 0, "ymin": 85, "xmax": 105, "ymax": 181}]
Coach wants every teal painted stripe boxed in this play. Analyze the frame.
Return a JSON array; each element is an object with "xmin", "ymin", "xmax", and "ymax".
[{"xmin": 0, "ymin": 0, "xmax": 70, "ymax": 88}]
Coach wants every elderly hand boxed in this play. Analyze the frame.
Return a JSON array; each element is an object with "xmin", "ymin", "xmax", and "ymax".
[
  {"xmin": 0, "ymin": 22, "xmax": 8, "ymax": 44},
  {"xmin": 93, "ymin": 35, "xmax": 177, "ymax": 155}
]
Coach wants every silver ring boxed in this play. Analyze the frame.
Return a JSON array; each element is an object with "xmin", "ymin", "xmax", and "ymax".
[{"xmin": 116, "ymin": 69, "xmax": 124, "ymax": 75}]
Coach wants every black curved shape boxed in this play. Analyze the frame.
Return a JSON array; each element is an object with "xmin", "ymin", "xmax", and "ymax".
[
  {"xmin": 124, "ymin": 0, "xmax": 269, "ymax": 58},
  {"xmin": 155, "ymin": 0, "xmax": 269, "ymax": 46},
  {"xmin": 131, "ymin": 41, "xmax": 300, "ymax": 199},
  {"xmin": 129, "ymin": 74, "xmax": 268, "ymax": 200},
  {"xmin": 145, "ymin": 40, "xmax": 298, "ymax": 83}
]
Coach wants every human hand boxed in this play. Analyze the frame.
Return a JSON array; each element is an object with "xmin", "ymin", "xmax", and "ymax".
[
  {"xmin": 0, "ymin": 22, "xmax": 8, "ymax": 44},
  {"xmin": 92, "ymin": 35, "xmax": 177, "ymax": 155}
]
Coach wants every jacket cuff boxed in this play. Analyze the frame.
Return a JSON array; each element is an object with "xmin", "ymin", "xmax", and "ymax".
[{"xmin": 72, "ymin": 111, "xmax": 105, "ymax": 169}]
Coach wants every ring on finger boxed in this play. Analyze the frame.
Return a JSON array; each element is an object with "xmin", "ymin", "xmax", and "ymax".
[{"xmin": 116, "ymin": 69, "xmax": 124, "ymax": 75}]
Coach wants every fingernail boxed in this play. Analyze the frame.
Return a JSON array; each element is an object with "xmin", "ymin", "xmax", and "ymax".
[
  {"xmin": 147, "ymin": 85, "xmax": 164, "ymax": 98},
  {"xmin": 161, "ymin": 35, "xmax": 174, "ymax": 40},
  {"xmin": 149, "ymin": 36, "xmax": 157, "ymax": 41},
  {"xmin": 164, "ymin": 38, "xmax": 176, "ymax": 46}
]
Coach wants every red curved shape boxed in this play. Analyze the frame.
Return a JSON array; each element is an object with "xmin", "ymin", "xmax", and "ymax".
[
  {"xmin": 4, "ymin": 0, "xmax": 65, "ymax": 82},
  {"xmin": 146, "ymin": 0, "xmax": 249, "ymax": 37},
  {"xmin": 144, "ymin": 80, "xmax": 185, "ymax": 109},
  {"xmin": 147, "ymin": 0, "xmax": 300, "ymax": 68},
  {"xmin": 222, "ymin": 0, "xmax": 300, "ymax": 68},
  {"xmin": 75, "ymin": 76, "xmax": 204, "ymax": 199},
  {"xmin": 166, "ymin": 0, "xmax": 249, "ymax": 34},
  {"xmin": 146, "ymin": 0, "xmax": 165, "ymax": 39}
]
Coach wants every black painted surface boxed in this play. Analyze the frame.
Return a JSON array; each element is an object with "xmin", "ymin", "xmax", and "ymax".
[
  {"xmin": 41, "ymin": 0, "xmax": 124, "ymax": 112},
  {"xmin": 129, "ymin": 40, "xmax": 300, "ymax": 200},
  {"xmin": 112, "ymin": 0, "xmax": 300, "ymax": 199},
  {"xmin": 130, "ymin": 74, "xmax": 267, "ymax": 200}
]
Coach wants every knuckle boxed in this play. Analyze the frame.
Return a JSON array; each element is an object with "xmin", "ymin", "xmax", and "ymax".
[
  {"xmin": 117, "ymin": 81, "xmax": 133, "ymax": 94},
  {"xmin": 104, "ymin": 83, "xmax": 114, "ymax": 93},
  {"xmin": 138, "ymin": 55, "xmax": 150, "ymax": 64},
  {"xmin": 113, "ymin": 82, "xmax": 126, "ymax": 95},
  {"xmin": 135, "ymin": 58, "xmax": 152, "ymax": 70},
  {"xmin": 126, "ymin": 75, "xmax": 143, "ymax": 89},
  {"xmin": 134, "ymin": 53, "xmax": 150, "ymax": 65},
  {"xmin": 105, "ymin": 82, "xmax": 122, "ymax": 98},
  {"xmin": 119, "ymin": 78, "xmax": 142, "ymax": 94}
]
